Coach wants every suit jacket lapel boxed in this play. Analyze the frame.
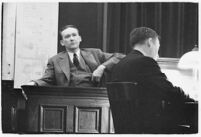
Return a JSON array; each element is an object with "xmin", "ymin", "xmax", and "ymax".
[
  {"xmin": 81, "ymin": 50, "xmax": 99, "ymax": 71},
  {"xmin": 58, "ymin": 52, "xmax": 70, "ymax": 80}
]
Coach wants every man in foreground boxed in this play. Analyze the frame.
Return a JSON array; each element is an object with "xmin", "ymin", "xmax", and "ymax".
[{"xmin": 111, "ymin": 27, "xmax": 194, "ymax": 103}]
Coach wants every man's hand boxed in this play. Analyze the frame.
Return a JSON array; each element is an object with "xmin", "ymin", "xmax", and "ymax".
[{"xmin": 92, "ymin": 65, "xmax": 106, "ymax": 83}]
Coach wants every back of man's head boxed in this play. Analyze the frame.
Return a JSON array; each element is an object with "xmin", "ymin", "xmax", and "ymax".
[{"xmin": 130, "ymin": 27, "xmax": 159, "ymax": 48}]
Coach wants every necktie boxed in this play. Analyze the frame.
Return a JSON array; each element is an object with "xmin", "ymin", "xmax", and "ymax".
[{"xmin": 73, "ymin": 53, "xmax": 80, "ymax": 68}]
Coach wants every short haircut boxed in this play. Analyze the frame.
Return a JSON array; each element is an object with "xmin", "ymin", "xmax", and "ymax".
[
  {"xmin": 59, "ymin": 25, "xmax": 79, "ymax": 36},
  {"xmin": 129, "ymin": 27, "xmax": 159, "ymax": 47}
]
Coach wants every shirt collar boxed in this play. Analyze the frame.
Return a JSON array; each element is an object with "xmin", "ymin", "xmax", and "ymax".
[{"xmin": 67, "ymin": 49, "xmax": 80, "ymax": 62}]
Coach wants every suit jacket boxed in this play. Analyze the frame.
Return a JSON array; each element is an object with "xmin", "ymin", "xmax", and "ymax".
[
  {"xmin": 34, "ymin": 48, "xmax": 125, "ymax": 86},
  {"xmin": 111, "ymin": 50, "xmax": 194, "ymax": 102}
]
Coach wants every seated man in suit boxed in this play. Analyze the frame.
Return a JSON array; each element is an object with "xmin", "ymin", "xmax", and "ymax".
[
  {"xmin": 111, "ymin": 27, "xmax": 194, "ymax": 102},
  {"xmin": 28, "ymin": 25, "xmax": 125, "ymax": 87}
]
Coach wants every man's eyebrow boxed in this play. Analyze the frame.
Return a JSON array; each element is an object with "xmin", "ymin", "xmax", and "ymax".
[{"xmin": 64, "ymin": 34, "xmax": 70, "ymax": 37}]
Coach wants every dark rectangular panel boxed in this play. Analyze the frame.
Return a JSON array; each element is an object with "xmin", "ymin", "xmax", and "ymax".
[
  {"xmin": 75, "ymin": 106, "xmax": 101, "ymax": 133},
  {"xmin": 39, "ymin": 105, "xmax": 67, "ymax": 133}
]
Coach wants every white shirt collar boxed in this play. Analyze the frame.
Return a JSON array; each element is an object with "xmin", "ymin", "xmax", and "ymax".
[{"xmin": 67, "ymin": 49, "xmax": 80, "ymax": 63}]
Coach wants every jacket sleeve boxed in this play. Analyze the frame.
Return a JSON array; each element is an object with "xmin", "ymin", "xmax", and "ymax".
[
  {"xmin": 33, "ymin": 58, "xmax": 56, "ymax": 86},
  {"xmin": 98, "ymin": 49, "xmax": 125, "ymax": 71},
  {"xmin": 138, "ymin": 57, "xmax": 195, "ymax": 102}
]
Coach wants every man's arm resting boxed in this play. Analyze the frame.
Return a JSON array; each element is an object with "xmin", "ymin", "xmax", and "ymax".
[
  {"xmin": 26, "ymin": 81, "xmax": 38, "ymax": 86},
  {"xmin": 101, "ymin": 52, "xmax": 125, "ymax": 71},
  {"xmin": 91, "ymin": 65, "xmax": 106, "ymax": 82},
  {"xmin": 26, "ymin": 58, "xmax": 56, "ymax": 86}
]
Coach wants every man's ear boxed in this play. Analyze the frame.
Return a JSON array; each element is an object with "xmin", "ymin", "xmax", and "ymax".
[
  {"xmin": 60, "ymin": 40, "xmax": 64, "ymax": 46},
  {"xmin": 146, "ymin": 38, "xmax": 152, "ymax": 47},
  {"xmin": 79, "ymin": 35, "xmax": 82, "ymax": 42}
]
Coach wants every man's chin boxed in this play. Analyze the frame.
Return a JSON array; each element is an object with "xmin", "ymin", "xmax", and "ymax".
[
  {"xmin": 71, "ymin": 47, "xmax": 79, "ymax": 50},
  {"xmin": 66, "ymin": 47, "xmax": 79, "ymax": 52}
]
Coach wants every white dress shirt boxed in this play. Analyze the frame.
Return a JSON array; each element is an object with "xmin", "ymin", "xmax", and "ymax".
[{"xmin": 67, "ymin": 49, "xmax": 81, "ymax": 63}]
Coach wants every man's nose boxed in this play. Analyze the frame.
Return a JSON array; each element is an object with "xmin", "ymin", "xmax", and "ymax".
[{"xmin": 69, "ymin": 36, "xmax": 74, "ymax": 41}]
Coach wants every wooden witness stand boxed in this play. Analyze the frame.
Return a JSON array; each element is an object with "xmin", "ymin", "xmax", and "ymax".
[
  {"xmin": 20, "ymin": 86, "xmax": 114, "ymax": 133},
  {"xmin": 20, "ymin": 85, "xmax": 198, "ymax": 134}
]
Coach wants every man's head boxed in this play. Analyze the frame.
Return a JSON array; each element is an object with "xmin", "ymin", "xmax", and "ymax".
[
  {"xmin": 130, "ymin": 27, "xmax": 160, "ymax": 60},
  {"xmin": 60, "ymin": 25, "xmax": 82, "ymax": 53}
]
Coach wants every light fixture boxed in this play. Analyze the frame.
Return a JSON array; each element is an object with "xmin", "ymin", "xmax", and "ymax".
[
  {"xmin": 177, "ymin": 45, "xmax": 200, "ymax": 99},
  {"xmin": 178, "ymin": 45, "xmax": 200, "ymax": 70}
]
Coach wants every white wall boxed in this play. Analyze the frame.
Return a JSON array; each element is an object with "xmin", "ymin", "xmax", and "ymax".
[
  {"xmin": 2, "ymin": 3, "xmax": 59, "ymax": 88},
  {"xmin": 2, "ymin": 3, "xmax": 16, "ymax": 80}
]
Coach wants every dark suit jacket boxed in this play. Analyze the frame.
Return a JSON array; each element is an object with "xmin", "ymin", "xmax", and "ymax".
[
  {"xmin": 111, "ymin": 50, "xmax": 194, "ymax": 102},
  {"xmin": 34, "ymin": 48, "xmax": 124, "ymax": 86}
]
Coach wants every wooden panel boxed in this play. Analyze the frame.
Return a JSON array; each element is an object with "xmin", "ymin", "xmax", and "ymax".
[
  {"xmin": 20, "ymin": 86, "xmax": 113, "ymax": 133},
  {"xmin": 1, "ymin": 80, "xmax": 22, "ymax": 133},
  {"xmin": 39, "ymin": 105, "xmax": 67, "ymax": 133},
  {"xmin": 75, "ymin": 106, "xmax": 101, "ymax": 133},
  {"xmin": 10, "ymin": 106, "xmax": 17, "ymax": 132},
  {"xmin": 109, "ymin": 110, "xmax": 115, "ymax": 133},
  {"xmin": 100, "ymin": 107, "xmax": 108, "ymax": 133},
  {"xmin": 66, "ymin": 105, "xmax": 74, "ymax": 133}
]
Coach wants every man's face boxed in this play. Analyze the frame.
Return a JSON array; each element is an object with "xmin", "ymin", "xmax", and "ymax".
[
  {"xmin": 149, "ymin": 37, "xmax": 160, "ymax": 60},
  {"xmin": 60, "ymin": 27, "xmax": 82, "ymax": 52}
]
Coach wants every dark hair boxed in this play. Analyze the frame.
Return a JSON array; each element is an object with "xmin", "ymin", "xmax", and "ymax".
[
  {"xmin": 59, "ymin": 25, "xmax": 79, "ymax": 36},
  {"xmin": 129, "ymin": 27, "xmax": 159, "ymax": 47}
]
